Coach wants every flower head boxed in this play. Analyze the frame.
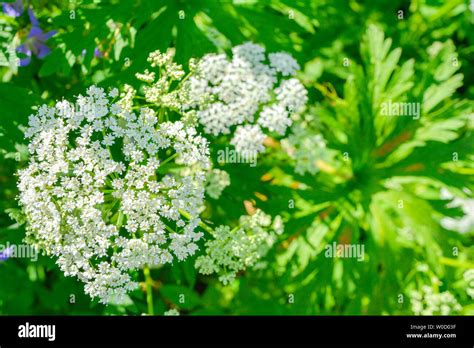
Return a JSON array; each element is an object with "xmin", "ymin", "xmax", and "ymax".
[
  {"xmin": 18, "ymin": 85, "xmax": 210, "ymax": 303},
  {"xmin": 268, "ymin": 52, "xmax": 300, "ymax": 76},
  {"xmin": 205, "ymin": 168, "xmax": 230, "ymax": 199},
  {"xmin": 195, "ymin": 210, "xmax": 282, "ymax": 284},
  {"xmin": 182, "ymin": 42, "xmax": 307, "ymax": 155},
  {"xmin": 409, "ymin": 285, "xmax": 461, "ymax": 315},
  {"xmin": 281, "ymin": 124, "xmax": 327, "ymax": 175},
  {"xmin": 258, "ymin": 104, "xmax": 291, "ymax": 135},
  {"xmin": 464, "ymin": 269, "xmax": 474, "ymax": 299},
  {"xmin": 230, "ymin": 124, "xmax": 266, "ymax": 159}
]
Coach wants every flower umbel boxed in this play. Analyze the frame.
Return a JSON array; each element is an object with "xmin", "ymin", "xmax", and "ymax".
[
  {"xmin": 182, "ymin": 42, "xmax": 308, "ymax": 158},
  {"xmin": 195, "ymin": 210, "xmax": 283, "ymax": 284},
  {"xmin": 409, "ymin": 285, "xmax": 462, "ymax": 315},
  {"xmin": 205, "ymin": 168, "xmax": 230, "ymax": 200},
  {"xmin": 18, "ymin": 86, "xmax": 210, "ymax": 304}
]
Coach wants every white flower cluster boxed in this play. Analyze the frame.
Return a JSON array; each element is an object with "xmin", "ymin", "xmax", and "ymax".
[
  {"xmin": 269, "ymin": 52, "xmax": 301, "ymax": 77},
  {"xmin": 281, "ymin": 124, "xmax": 327, "ymax": 175},
  {"xmin": 18, "ymin": 86, "xmax": 210, "ymax": 304},
  {"xmin": 195, "ymin": 210, "xmax": 283, "ymax": 284},
  {"xmin": 164, "ymin": 308, "xmax": 180, "ymax": 316},
  {"xmin": 205, "ymin": 168, "xmax": 230, "ymax": 199},
  {"xmin": 230, "ymin": 124, "xmax": 266, "ymax": 160},
  {"xmin": 439, "ymin": 188, "xmax": 474, "ymax": 234},
  {"xmin": 137, "ymin": 49, "xmax": 185, "ymax": 110},
  {"xmin": 464, "ymin": 269, "xmax": 474, "ymax": 299},
  {"xmin": 409, "ymin": 286, "xmax": 462, "ymax": 315},
  {"xmin": 184, "ymin": 42, "xmax": 308, "ymax": 158}
]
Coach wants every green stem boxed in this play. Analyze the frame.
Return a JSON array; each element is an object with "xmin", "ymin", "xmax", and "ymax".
[
  {"xmin": 158, "ymin": 107, "xmax": 165, "ymax": 122},
  {"xmin": 179, "ymin": 209, "xmax": 214, "ymax": 234},
  {"xmin": 132, "ymin": 104, "xmax": 156, "ymax": 110},
  {"xmin": 116, "ymin": 211, "xmax": 124, "ymax": 229},
  {"xmin": 177, "ymin": 72, "xmax": 191, "ymax": 88},
  {"xmin": 160, "ymin": 152, "xmax": 178, "ymax": 166},
  {"xmin": 143, "ymin": 266, "xmax": 154, "ymax": 315},
  {"xmin": 440, "ymin": 257, "xmax": 474, "ymax": 269},
  {"xmin": 164, "ymin": 224, "xmax": 176, "ymax": 234}
]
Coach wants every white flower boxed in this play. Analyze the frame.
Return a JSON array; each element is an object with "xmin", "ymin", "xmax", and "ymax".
[
  {"xmin": 464, "ymin": 269, "xmax": 474, "ymax": 299},
  {"xmin": 196, "ymin": 102, "xmax": 234, "ymax": 136},
  {"xmin": 230, "ymin": 124, "xmax": 266, "ymax": 159},
  {"xmin": 135, "ymin": 69, "xmax": 156, "ymax": 83},
  {"xmin": 183, "ymin": 42, "xmax": 308, "ymax": 139},
  {"xmin": 281, "ymin": 124, "xmax": 327, "ymax": 175},
  {"xmin": 108, "ymin": 88, "xmax": 119, "ymax": 98},
  {"xmin": 409, "ymin": 285, "xmax": 462, "ymax": 315},
  {"xmin": 136, "ymin": 50, "xmax": 186, "ymax": 108},
  {"xmin": 258, "ymin": 104, "xmax": 291, "ymax": 135},
  {"xmin": 272, "ymin": 215, "xmax": 284, "ymax": 235},
  {"xmin": 18, "ymin": 85, "xmax": 210, "ymax": 304},
  {"xmin": 269, "ymin": 52, "xmax": 300, "ymax": 76},
  {"xmin": 206, "ymin": 169, "xmax": 230, "ymax": 199},
  {"xmin": 146, "ymin": 49, "xmax": 184, "ymax": 80},
  {"xmin": 197, "ymin": 53, "xmax": 228, "ymax": 85},
  {"xmin": 195, "ymin": 210, "xmax": 280, "ymax": 284},
  {"xmin": 164, "ymin": 308, "xmax": 180, "ymax": 316},
  {"xmin": 118, "ymin": 84, "xmax": 136, "ymax": 112},
  {"xmin": 232, "ymin": 42, "xmax": 265, "ymax": 65},
  {"xmin": 275, "ymin": 78, "xmax": 308, "ymax": 113}
]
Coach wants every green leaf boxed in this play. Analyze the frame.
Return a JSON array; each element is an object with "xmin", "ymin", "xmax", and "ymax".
[
  {"xmin": 0, "ymin": 84, "xmax": 40, "ymax": 153},
  {"xmin": 423, "ymin": 74, "xmax": 463, "ymax": 114},
  {"xmin": 160, "ymin": 285, "xmax": 200, "ymax": 310},
  {"xmin": 38, "ymin": 47, "xmax": 74, "ymax": 77}
]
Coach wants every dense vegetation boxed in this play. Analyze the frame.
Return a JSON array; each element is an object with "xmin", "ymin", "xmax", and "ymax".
[{"xmin": 0, "ymin": 0, "xmax": 472, "ymax": 315}]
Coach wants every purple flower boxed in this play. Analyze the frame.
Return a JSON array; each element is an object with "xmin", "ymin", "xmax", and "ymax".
[
  {"xmin": 16, "ymin": 8, "xmax": 56, "ymax": 66},
  {"xmin": 2, "ymin": 0, "xmax": 24, "ymax": 17},
  {"xmin": 81, "ymin": 47, "xmax": 103, "ymax": 59},
  {"xmin": 0, "ymin": 247, "xmax": 12, "ymax": 262},
  {"xmin": 94, "ymin": 47, "xmax": 103, "ymax": 58}
]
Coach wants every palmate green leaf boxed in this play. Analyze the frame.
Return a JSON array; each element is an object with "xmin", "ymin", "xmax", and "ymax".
[
  {"xmin": 38, "ymin": 46, "xmax": 75, "ymax": 77},
  {"xmin": 423, "ymin": 74, "xmax": 464, "ymax": 114},
  {"xmin": 175, "ymin": 9, "xmax": 215, "ymax": 65},
  {"xmin": 200, "ymin": 2, "xmax": 246, "ymax": 44},
  {"xmin": 0, "ymin": 84, "xmax": 40, "ymax": 154},
  {"xmin": 416, "ymin": 118, "xmax": 466, "ymax": 143},
  {"xmin": 47, "ymin": 0, "xmax": 313, "ymax": 91},
  {"xmin": 418, "ymin": 40, "xmax": 465, "ymax": 114},
  {"xmin": 379, "ymin": 98, "xmax": 471, "ymax": 168},
  {"xmin": 266, "ymin": 23, "xmax": 472, "ymax": 315},
  {"xmin": 370, "ymin": 191, "xmax": 444, "ymax": 269}
]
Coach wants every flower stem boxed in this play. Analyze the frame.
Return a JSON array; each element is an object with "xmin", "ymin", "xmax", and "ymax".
[
  {"xmin": 179, "ymin": 209, "xmax": 214, "ymax": 234},
  {"xmin": 160, "ymin": 152, "xmax": 178, "ymax": 166},
  {"xmin": 143, "ymin": 266, "xmax": 154, "ymax": 315}
]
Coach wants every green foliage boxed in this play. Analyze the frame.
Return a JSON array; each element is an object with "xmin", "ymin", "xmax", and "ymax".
[{"xmin": 0, "ymin": 0, "xmax": 472, "ymax": 315}]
